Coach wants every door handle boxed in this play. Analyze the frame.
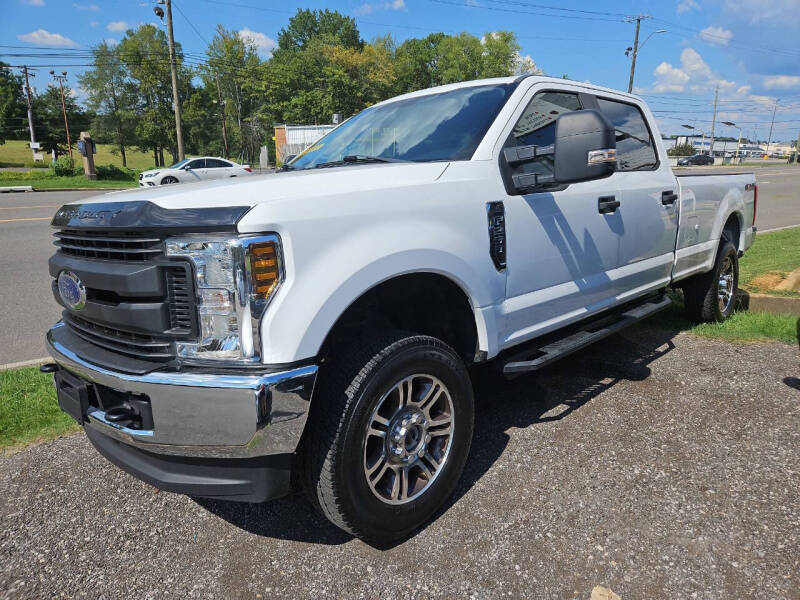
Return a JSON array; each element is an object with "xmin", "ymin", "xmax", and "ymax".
[
  {"xmin": 661, "ymin": 190, "xmax": 678, "ymax": 205},
  {"xmin": 598, "ymin": 195, "xmax": 620, "ymax": 214}
]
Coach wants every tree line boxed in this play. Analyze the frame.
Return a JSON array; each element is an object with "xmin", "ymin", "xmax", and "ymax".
[{"xmin": 0, "ymin": 9, "xmax": 540, "ymax": 167}]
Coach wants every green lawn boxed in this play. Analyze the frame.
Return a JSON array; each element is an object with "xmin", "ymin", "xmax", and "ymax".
[
  {"xmin": 0, "ymin": 139, "xmax": 156, "ymax": 170},
  {"xmin": 0, "ymin": 366, "xmax": 80, "ymax": 452},
  {"xmin": 647, "ymin": 293, "xmax": 798, "ymax": 345},
  {"xmin": 739, "ymin": 226, "xmax": 800, "ymax": 297},
  {"xmin": 0, "ymin": 170, "xmax": 137, "ymax": 189}
]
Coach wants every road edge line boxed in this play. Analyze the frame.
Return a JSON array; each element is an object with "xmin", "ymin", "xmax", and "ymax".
[{"xmin": 0, "ymin": 357, "xmax": 50, "ymax": 371}]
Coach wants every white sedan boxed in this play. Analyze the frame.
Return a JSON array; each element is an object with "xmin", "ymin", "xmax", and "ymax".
[{"xmin": 138, "ymin": 157, "xmax": 252, "ymax": 187}]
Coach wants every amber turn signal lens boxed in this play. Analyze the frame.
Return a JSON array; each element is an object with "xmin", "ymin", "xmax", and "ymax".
[{"xmin": 248, "ymin": 241, "xmax": 280, "ymax": 297}]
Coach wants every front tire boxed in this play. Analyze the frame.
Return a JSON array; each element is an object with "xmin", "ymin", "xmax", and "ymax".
[
  {"xmin": 300, "ymin": 331, "xmax": 474, "ymax": 543},
  {"xmin": 683, "ymin": 239, "xmax": 739, "ymax": 322},
  {"xmin": 160, "ymin": 175, "xmax": 179, "ymax": 185}
]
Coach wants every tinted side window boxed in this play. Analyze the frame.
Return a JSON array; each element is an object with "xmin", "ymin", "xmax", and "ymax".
[
  {"xmin": 504, "ymin": 92, "xmax": 582, "ymax": 179},
  {"xmin": 596, "ymin": 98, "xmax": 657, "ymax": 171},
  {"xmin": 187, "ymin": 159, "xmax": 206, "ymax": 169},
  {"xmin": 206, "ymin": 159, "xmax": 229, "ymax": 168}
]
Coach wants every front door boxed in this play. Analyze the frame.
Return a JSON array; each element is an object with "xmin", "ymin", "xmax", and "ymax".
[{"xmin": 500, "ymin": 90, "xmax": 625, "ymax": 349}]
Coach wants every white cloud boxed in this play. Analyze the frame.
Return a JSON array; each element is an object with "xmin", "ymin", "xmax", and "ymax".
[
  {"xmin": 652, "ymin": 48, "xmax": 738, "ymax": 94},
  {"xmin": 21, "ymin": 0, "xmax": 45, "ymax": 5},
  {"xmin": 653, "ymin": 61, "xmax": 690, "ymax": 93},
  {"xmin": 17, "ymin": 29, "xmax": 78, "ymax": 47},
  {"xmin": 763, "ymin": 75, "xmax": 800, "ymax": 90},
  {"xmin": 676, "ymin": 0, "xmax": 699, "ymax": 14},
  {"xmin": 238, "ymin": 28, "xmax": 276, "ymax": 56},
  {"xmin": 513, "ymin": 53, "xmax": 543, "ymax": 76},
  {"xmin": 107, "ymin": 21, "xmax": 130, "ymax": 32},
  {"xmin": 699, "ymin": 26, "xmax": 733, "ymax": 46},
  {"xmin": 89, "ymin": 21, "xmax": 98, "ymax": 27},
  {"xmin": 722, "ymin": 0, "xmax": 800, "ymax": 24},
  {"xmin": 354, "ymin": 0, "xmax": 406, "ymax": 15},
  {"xmin": 72, "ymin": 3, "xmax": 99, "ymax": 9}
]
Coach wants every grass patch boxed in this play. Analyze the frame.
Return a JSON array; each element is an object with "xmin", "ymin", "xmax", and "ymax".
[
  {"xmin": 0, "ymin": 139, "xmax": 156, "ymax": 170},
  {"xmin": 642, "ymin": 291, "xmax": 798, "ymax": 345},
  {"xmin": 739, "ymin": 226, "xmax": 800, "ymax": 297},
  {"xmin": 0, "ymin": 170, "xmax": 136, "ymax": 189},
  {"xmin": 0, "ymin": 366, "xmax": 80, "ymax": 451}
]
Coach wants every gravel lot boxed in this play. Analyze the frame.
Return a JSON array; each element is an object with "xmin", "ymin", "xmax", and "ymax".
[{"xmin": 1, "ymin": 325, "xmax": 798, "ymax": 599}]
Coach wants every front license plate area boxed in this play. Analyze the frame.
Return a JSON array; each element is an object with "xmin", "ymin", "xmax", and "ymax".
[{"xmin": 55, "ymin": 370, "xmax": 91, "ymax": 425}]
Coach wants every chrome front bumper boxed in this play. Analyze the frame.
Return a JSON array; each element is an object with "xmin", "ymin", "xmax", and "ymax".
[{"xmin": 46, "ymin": 324, "xmax": 318, "ymax": 459}]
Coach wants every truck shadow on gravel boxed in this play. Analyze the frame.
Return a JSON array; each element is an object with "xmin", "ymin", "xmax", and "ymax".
[{"xmin": 194, "ymin": 324, "xmax": 679, "ymax": 548}]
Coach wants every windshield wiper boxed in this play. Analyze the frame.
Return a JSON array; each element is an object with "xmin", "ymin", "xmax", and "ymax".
[{"xmin": 314, "ymin": 155, "xmax": 409, "ymax": 169}]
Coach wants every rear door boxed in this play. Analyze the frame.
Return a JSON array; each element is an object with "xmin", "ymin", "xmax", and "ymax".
[
  {"xmin": 499, "ymin": 89, "xmax": 625, "ymax": 346},
  {"xmin": 593, "ymin": 96, "xmax": 678, "ymax": 293},
  {"xmin": 205, "ymin": 158, "xmax": 232, "ymax": 179}
]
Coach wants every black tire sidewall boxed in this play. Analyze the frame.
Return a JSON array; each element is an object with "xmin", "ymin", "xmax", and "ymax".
[
  {"xmin": 712, "ymin": 241, "xmax": 739, "ymax": 321},
  {"xmin": 336, "ymin": 340, "xmax": 473, "ymax": 538}
]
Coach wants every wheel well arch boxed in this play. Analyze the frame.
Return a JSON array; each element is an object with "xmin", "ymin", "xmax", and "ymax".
[
  {"xmin": 318, "ymin": 272, "xmax": 480, "ymax": 364},
  {"xmin": 722, "ymin": 212, "xmax": 742, "ymax": 251}
]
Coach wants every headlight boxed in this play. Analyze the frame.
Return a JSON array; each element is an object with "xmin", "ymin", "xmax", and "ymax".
[
  {"xmin": 144, "ymin": 171, "xmax": 159, "ymax": 178},
  {"xmin": 165, "ymin": 235, "xmax": 283, "ymax": 364}
]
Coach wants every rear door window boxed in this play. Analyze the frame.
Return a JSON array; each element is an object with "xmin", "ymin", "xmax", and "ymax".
[{"xmin": 596, "ymin": 98, "xmax": 657, "ymax": 171}]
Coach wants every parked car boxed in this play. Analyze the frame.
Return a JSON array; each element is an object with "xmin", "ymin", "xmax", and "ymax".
[
  {"xmin": 43, "ymin": 76, "xmax": 756, "ymax": 544},
  {"xmin": 138, "ymin": 157, "xmax": 252, "ymax": 186},
  {"xmin": 677, "ymin": 153, "xmax": 715, "ymax": 166}
]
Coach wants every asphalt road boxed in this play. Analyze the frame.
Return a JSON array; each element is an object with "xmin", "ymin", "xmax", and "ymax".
[
  {"xmin": 1, "ymin": 326, "xmax": 798, "ymax": 599},
  {"xmin": 0, "ymin": 166, "xmax": 798, "ymax": 365}
]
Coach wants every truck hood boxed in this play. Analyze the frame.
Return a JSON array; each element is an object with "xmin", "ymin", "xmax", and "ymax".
[
  {"xmin": 70, "ymin": 162, "xmax": 449, "ymax": 211},
  {"xmin": 51, "ymin": 162, "xmax": 450, "ymax": 231}
]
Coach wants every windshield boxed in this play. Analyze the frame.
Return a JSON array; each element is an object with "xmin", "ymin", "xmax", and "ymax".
[
  {"xmin": 288, "ymin": 83, "xmax": 515, "ymax": 170},
  {"xmin": 168, "ymin": 159, "xmax": 190, "ymax": 169}
]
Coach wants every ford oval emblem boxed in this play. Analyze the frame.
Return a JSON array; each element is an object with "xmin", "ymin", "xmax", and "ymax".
[{"xmin": 57, "ymin": 270, "xmax": 87, "ymax": 311}]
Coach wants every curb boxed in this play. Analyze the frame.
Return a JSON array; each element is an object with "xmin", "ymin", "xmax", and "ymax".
[
  {"xmin": 738, "ymin": 290, "xmax": 800, "ymax": 316},
  {"xmin": 31, "ymin": 187, "xmax": 132, "ymax": 192},
  {"xmin": 0, "ymin": 186, "xmax": 33, "ymax": 193},
  {"xmin": 0, "ymin": 357, "xmax": 50, "ymax": 371}
]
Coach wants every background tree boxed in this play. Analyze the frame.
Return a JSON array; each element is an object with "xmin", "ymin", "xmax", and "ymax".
[
  {"xmin": 118, "ymin": 24, "xmax": 191, "ymax": 165},
  {"xmin": 79, "ymin": 42, "xmax": 137, "ymax": 166},
  {"xmin": 200, "ymin": 26, "xmax": 262, "ymax": 163},
  {"xmin": 0, "ymin": 62, "xmax": 26, "ymax": 144}
]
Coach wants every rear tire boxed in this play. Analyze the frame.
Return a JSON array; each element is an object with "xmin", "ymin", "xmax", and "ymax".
[
  {"xmin": 300, "ymin": 331, "xmax": 474, "ymax": 543},
  {"xmin": 683, "ymin": 239, "xmax": 739, "ymax": 322}
]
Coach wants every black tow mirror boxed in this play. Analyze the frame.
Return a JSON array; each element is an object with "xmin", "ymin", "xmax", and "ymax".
[{"xmin": 504, "ymin": 109, "xmax": 616, "ymax": 192}]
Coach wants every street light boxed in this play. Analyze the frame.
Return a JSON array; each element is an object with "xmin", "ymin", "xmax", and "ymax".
[
  {"xmin": 49, "ymin": 70, "xmax": 72, "ymax": 159},
  {"xmin": 626, "ymin": 27, "xmax": 666, "ymax": 93},
  {"xmin": 722, "ymin": 121, "xmax": 742, "ymax": 163},
  {"xmin": 682, "ymin": 124, "xmax": 707, "ymax": 154}
]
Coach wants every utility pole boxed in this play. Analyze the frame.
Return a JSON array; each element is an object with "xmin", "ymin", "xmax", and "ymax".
[
  {"xmin": 765, "ymin": 99, "xmax": 779, "ymax": 156},
  {"xmin": 627, "ymin": 16, "xmax": 642, "ymax": 93},
  {"xmin": 163, "ymin": 0, "xmax": 185, "ymax": 160},
  {"xmin": 50, "ymin": 70, "xmax": 72, "ymax": 159},
  {"xmin": 22, "ymin": 66, "xmax": 37, "ymax": 160},
  {"xmin": 215, "ymin": 77, "xmax": 229, "ymax": 159},
  {"xmin": 709, "ymin": 84, "xmax": 719, "ymax": 158}
]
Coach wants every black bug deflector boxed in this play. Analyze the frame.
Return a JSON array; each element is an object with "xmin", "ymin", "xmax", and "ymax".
[{"xmin": 51, "ymin": 201, "xmax": 252, "ymax": 233}]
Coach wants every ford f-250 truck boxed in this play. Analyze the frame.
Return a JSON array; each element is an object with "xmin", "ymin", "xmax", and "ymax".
[{"xmin": 43, "ymin": 76, "xmax": 756, "ymax": 543}]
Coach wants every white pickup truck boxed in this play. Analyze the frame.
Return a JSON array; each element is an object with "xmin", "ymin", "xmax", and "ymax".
[{"xmin": 43, "ymin": 76, "xmax": 756, "ymax": 543}]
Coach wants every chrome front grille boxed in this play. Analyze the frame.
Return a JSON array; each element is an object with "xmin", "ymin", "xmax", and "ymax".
[
  {"xmin": 54, "ymin": 230, "xmax": 163, "ymax": 262},
  {"xmin": 64, "ymin": 314, "xmax": 174, "ymax": 361}
]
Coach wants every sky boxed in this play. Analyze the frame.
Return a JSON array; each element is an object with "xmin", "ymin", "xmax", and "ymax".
[{"xmin": 3, "ymin": 0, "xmax": 800, "ymax": 143}]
